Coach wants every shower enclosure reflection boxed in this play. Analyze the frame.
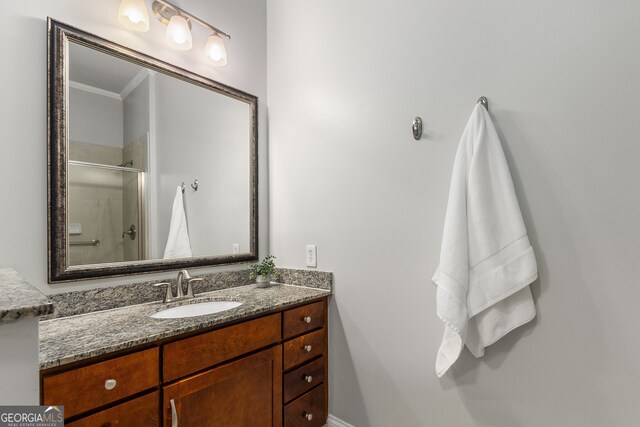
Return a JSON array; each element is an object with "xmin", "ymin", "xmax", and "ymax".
[
  {"xmin": 68, "ymin": 160, "xmax": 145, "ymax": 266},
  {"xmin": 67, "ymin": 44, "xmax": 150, "ymax": 265}
]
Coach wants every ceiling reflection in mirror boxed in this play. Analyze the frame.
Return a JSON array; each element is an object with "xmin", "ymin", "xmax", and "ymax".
[{"xmin": 48, "ymin": 19, "xmax": 258, "ymax": 282}]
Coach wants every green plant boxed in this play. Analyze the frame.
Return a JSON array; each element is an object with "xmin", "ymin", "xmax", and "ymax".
[{"xmin": 249, "ymin": 255, "xmax": 277, "ymax": 279}]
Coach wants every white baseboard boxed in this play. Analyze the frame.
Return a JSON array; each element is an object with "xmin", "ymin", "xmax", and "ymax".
[{"xmin": 326, "ymin": 414, "xmax": 355, "ymax": 427}]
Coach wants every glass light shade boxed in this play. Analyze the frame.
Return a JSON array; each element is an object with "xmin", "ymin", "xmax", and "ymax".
[
  {"xmin": 118, "ymin": 0, "xmax": 150, "ymax": 32},
  {"xmin": 205, "ymin": 34, "xmax": 228, "ymax": 66},
  {"xmin": 166, "ymin": 15, "xmax": 193, "ymax": 50}
]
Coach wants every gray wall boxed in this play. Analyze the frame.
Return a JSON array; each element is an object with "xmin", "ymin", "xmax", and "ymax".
[
  {"xmin": 122, "ymin": 75, "xmax": 150, "ymax": 151},
  {"xmin": 122, "ymin": 75, "xmax": 151, "ymax": 261},
  {"xmin": 268, "ymin": 0, "xmax": 640, "ymax": 425},
  {"xmin": 0, "ymin": 0, "xmax": 267, "ymax": 294},
  {"xmin": 0, "ymin": 318, "xmax": 39, "ymax": 404},
  {"xmin": 69, "ymin": 86, "xmax": 123, "ymax": 147}
]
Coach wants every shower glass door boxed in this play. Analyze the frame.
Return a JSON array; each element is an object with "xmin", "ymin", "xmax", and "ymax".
[{"xmin": 67, "ymin": 162, "xmax": 146, "ymax": 266}]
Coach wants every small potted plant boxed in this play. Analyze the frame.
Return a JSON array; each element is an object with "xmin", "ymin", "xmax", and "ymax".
[{"xmin": 249, "ymin": 255, "xmax": 277, "ymax": 288}]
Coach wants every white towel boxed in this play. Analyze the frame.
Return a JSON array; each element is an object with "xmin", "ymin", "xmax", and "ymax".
[
  {"xmin": 163, "ymin": 186, "xmax": 193, "ymax": 259},
  {"xmin": 432, "ymin": 104, "xmax": 538, "ymax": 377}
]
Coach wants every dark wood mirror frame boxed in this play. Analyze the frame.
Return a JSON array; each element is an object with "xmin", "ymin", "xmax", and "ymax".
[{"xmin": 47, "ymin": 18, "xmax": 258, "ymax": 283}]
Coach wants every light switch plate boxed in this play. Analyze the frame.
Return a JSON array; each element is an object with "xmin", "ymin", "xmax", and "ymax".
[{"xmin": 306, "ymin": 245, "xmax": 317, "ymax": 268}]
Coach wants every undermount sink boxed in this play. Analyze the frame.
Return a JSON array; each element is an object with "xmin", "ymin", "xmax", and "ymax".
[{"xmin": 151, "ymin": 300, "xmax": 243, "ymax": 319}]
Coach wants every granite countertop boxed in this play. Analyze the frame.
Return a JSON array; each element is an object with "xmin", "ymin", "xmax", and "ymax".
[
  {"xmin": 39, "ymin": 283, "xmax": 330, "ymax": 370},
  {"xmin": 0, "ymin": 269, "xmax": 53, "ymax": 321}
]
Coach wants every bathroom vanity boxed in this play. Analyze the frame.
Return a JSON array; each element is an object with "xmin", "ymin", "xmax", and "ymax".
[
  {"xmin": 42, "ymin": 18, "xmax": 330, "ymax": 426},
  {"xmin": 39, "ymin": 283, "xmax": 329, "ymax": 426}
]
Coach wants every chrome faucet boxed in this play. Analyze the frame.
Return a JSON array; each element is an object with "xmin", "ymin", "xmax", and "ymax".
[{"xmin": 154, "ymin": 269, "xmax": 205, "ymax": 303}]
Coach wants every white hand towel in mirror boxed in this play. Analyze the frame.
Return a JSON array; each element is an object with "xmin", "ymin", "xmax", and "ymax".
[
  {"xmin": 432, "ymin": 104, "xmax": 538, "ymax": 377},
  {"xmin": 163, "ymin": 186, "xmax": 193, "ymax": 259}
]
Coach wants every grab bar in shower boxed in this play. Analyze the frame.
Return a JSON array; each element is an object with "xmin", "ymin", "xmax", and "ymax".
[{"xmin": 69, "ymin": 240, "xmax": 101, "ymax": 247}]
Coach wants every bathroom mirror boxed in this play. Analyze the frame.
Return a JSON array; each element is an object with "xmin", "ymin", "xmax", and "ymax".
[{"xmin": 48, "ymin": 19, "xmax": 258, "ymax": 282}]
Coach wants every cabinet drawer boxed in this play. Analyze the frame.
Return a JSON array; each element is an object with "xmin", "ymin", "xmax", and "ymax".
[
  {"xmin": 284, "ymin": 384, "xmax": 326, "ymax": 427},
  {"xmin": 43, "ymin": 348, "xmax": 159, "ymax": 418},
  {"xmin": 283, "ymin": 329, "xmax": 325, "ymax": 371},
  {"xmin": 283, "ymin": 300, "xmax": 325, "ymax": 339},
  {"xmin": 163, "ymin": 313, "xmax": 281, "ymax": 381},
  {"xmin": 284, "ymin": 356, "xmax": 325, "ymax": 403},
  {"xmin": 66, "ymin": 391, "xmax": 159, "ymax": 427}
]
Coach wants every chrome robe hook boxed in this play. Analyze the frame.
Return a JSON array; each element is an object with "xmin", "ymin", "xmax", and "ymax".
[{"xmin": 412, "ymin": 117, "xmax": 423, "ymax": 140}]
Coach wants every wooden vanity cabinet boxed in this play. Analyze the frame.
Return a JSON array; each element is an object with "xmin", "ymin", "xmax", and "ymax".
[{"xmin": 41, "ymin": 296, "xmax": 328, "ymax": 426}]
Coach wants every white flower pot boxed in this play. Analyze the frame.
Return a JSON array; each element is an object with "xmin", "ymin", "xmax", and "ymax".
[{"xmin": 255, "ymin": 274, "xmax": 271, "ymax": 288}]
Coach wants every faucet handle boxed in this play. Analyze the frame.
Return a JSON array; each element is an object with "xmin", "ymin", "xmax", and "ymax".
[
  {"xmin": 153, "ymin": 282, "xmax": 174, "ymax": 303},
  {"xmin": 186, "ymin": 278, "xmax": 204, "ymax": 298}
]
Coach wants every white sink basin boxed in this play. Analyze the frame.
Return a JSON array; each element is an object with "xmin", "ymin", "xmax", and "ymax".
[{"xmin": 151, "ymin": 301, "xmax": 242, "ymax": 319}]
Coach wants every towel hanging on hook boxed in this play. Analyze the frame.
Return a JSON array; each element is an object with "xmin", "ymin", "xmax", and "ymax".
[{"xmin": 180, "ymin": 182, "xmax": 186, "ymax": 193}]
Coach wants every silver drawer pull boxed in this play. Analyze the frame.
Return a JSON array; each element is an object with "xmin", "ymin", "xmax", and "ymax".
[
  {"xmin": 304, "ymin": 412, "xmax": 313, "ymax": 421},
  {"xmin": 304, "ymin": 375, "xmax": 313, "ymax": 383},
  {"xmin": 104, "ymin": 379, "xmax": 117, "ymax": 390},
  {"xmin": 170, "ymin": 398, "xmax": 178, "ymax": 427},
  {"xmin": 303, "ymin": 344, "xmax": 313, "ymax": 352},
  {"xmin": 303, "ymin": 316, "xmax": 312, "ymax": 323}
]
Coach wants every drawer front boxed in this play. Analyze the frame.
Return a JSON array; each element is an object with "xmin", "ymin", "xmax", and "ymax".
[
  {"xmin": 284, "ymin": 356, "xmax": 325, "ymax": 403},
  {"xmin": 43, "ymin": 348, "xmax": 159, "ymax": 418},
  {"xmin": 66, "ymin": 391, "xmax": 159, "ymax": 427},
  {"xmin": 283, "ymin": 300, "xmax": 325, "ymax": 339},
  {"xmin": 284, "ymin": 384, "xmax": 326, "ymax": 427},
  {"xmin": 163, "ymin": 313, "xmax": 281, "ymax": 381},
  {"xmin": 283, "ymin": 329, "xmax": 325, "ymax": 371}
]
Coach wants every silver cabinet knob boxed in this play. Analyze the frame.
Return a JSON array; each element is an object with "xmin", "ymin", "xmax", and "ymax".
[
  {"xmin": 104, "ymin": 379, "xmax": 117, "ymax": 390},
  {"xmin": 304, "ymin": 412, "xmax": 313, "ymax": 421},
  {"xmin": 304, "ymin": 344, "xmax": 313, "ymax": 352},
  {"xmin": 304, "ymin": 375, "xmax": 313, "ymax": 383},
  {"xmin": 303, "ymin": 316, "xmax": 312, "ymax": 323}
]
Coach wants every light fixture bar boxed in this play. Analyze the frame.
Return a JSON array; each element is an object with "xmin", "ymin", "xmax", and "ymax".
[{"xmin": 152, "ymin": 0, "xmax": 231, "ymax": 40}]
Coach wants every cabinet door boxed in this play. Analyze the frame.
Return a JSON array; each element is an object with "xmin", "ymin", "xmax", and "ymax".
[{"xmin": 163, "ymin": 346, "xmax": 282, "ymax": 427}]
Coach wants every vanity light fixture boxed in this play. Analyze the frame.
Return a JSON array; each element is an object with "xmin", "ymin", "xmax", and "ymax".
[
  {"xmin": 165, "ymin": 14, "xmax": 192, "ymax": 50},
  {"xmin": 118, "ymin": 0, "xmax": 231, "ymax": 66},
  {"xmin": 205, "ymin": 33, "xmax": 227, "ymax": 66},
  {"xmin": 118, "ymin": 0, "xmax": 150, "ymax": 32}
]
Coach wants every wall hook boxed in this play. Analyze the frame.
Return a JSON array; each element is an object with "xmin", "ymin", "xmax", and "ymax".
[
  {"xmin": 191, "ymin": 179, "xmax": 199, "ymax": 191},
  {"xmin": 412, "ymin": 117, "xmax": 423, "ymax": 140},
  {"xmin": 181, "ymin": 182, "xmax": 186, "ymax": 193},
  {"xmin": 477, "ymin": 96, "xmax": 489, "ymax": 110}
]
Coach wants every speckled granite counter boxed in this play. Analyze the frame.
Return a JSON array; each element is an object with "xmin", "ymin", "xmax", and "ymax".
[
  {"xmin": 40, "ymin": 283, "xmax": 330, "ymax": 370},
  {"xmin": 0, "ymin": 268, "xmax": 53, "ymax": 321}
]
